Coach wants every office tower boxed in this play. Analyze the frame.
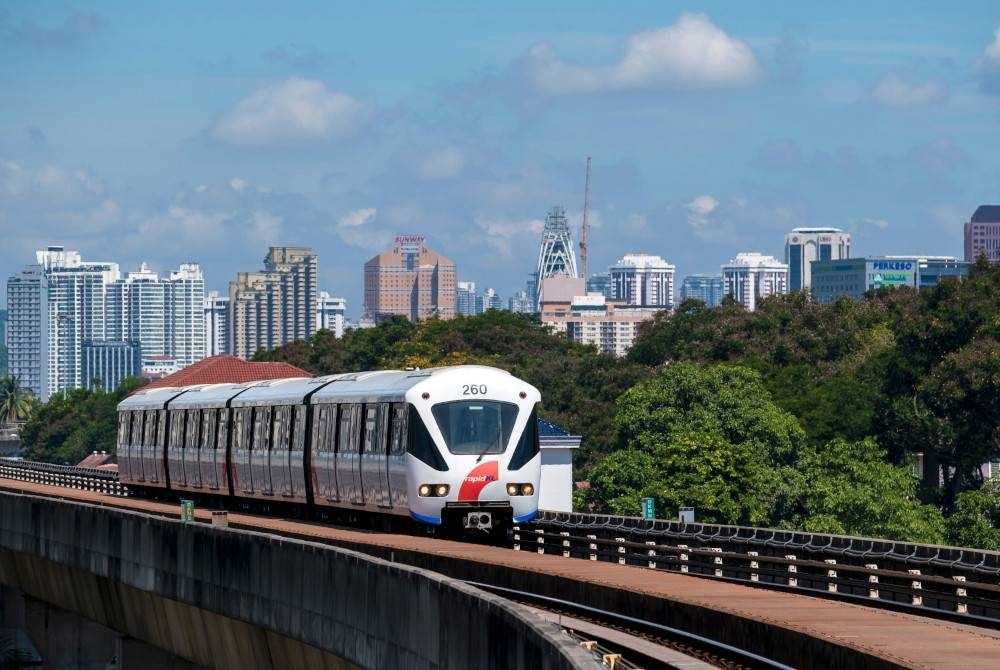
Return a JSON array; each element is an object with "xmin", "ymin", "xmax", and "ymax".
[
  {"xmin": 5, "ymin": 266, "xmax": 48, "ymax": 399},
  {"xmin": 533, "ymin": 206, "xmax": 578, "ymax": 308},
  {"xmin": 508, "ymin": 290, "xmax": 535, "ymax": 314},
  {"xmin": 363, "ymin": 236, "xmax": 456, "ymax": 322},
  {"xmin": 107, "ymin": 262, "xmax": 205, "ymax": 369},
  {"xmin": 609, "ymin": 253, "xmax": 676, "ymax": 309},
  {"xmin": 722, "ymin": 252, "xmax": 788, "ymax": 311},
  {"xmin": 784, "ymin": 228, "xmax": 851, "ymax": 292},
  {"xmin": 37, "ymin": 247, "xmax": 119, "ymax": 399},
  {"xmin": 680, "ymin": 275, "xmax": 725, "ymax": 307},
  {"xmin": 0, "ymin": 309, "xmax": 7, "ymax": 376},
  {"xmin": 82, "ymin": 340, "xmax": 141, "ymax": 391},
  {"xmin": 316, "ymin": 292, "xmax": 346, "ymax": 338},
  {"xmin": 811, "ymin": 256, "xmax": 971, "ymax": 303},
  {"xmin": 229, "ymin": 247, "xmax": 318, "ymax": 359},
  {"xmin": 964, "ymin": 206, "xmax": 1000, "ymax": 262},
  {"xmin": 586, "ymin": 273, "xmax": 613, "ymax": 300},
  {"xmin": 456, "ymin": 281, "xmax": 479, "ymax": 316},
  {"xmin": 204, "ymin": 290, "xmax": 229, "ymax": 356},
  {"xmin": 477, "ymin": 288, "xmax": 503, "ymax": 312}
]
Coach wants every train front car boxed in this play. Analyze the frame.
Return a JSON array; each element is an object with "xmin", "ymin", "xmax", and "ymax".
[{"xmin": 406, "ymin": 367, "xmax": 541, "ymax": 536}]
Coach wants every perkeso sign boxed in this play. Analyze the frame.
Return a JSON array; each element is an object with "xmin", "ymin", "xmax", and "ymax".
[{"xmin": 868, "ymin": 260, "xmax": 915, "ymax": 287}]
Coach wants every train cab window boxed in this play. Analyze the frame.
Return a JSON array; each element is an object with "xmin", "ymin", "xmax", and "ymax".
[
  {"xmin": 273, "ymin": 406, "xmax": 291, "ymax": 452},
  {"xmin": 201, "ymin": 409, "xmax": 217, "ymax": 450},
  {"xmin": 431, "ymin": 401, "xmax": 517, "ymax": 456},
  {"xmin": 407, "ymin": 405, "xmax": 448, "ymax": 471},
  {"xmin": 186, "ymin": 410, "xmax": 201, "ymax": 448},
  {"xmin": 389, "ymin": 403, "xmax": 408, "ymax": 456},
  {"xmin": 508, "ymin": 406, "xmax": 540, "ymax": 471}
]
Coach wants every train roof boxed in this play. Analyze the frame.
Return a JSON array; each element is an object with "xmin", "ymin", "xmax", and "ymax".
[
  {"xmin": 165, "ymin": 381, "xmax": 271, "ymax": 409},
  {"xmin": 117, "ymin": 385, "xmax": 189, "ymax": 410},
  {"xmin": 310, "ymin": 365, "xmax": 515, "ymax": 403}
]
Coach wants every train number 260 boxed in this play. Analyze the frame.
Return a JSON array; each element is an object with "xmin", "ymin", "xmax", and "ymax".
[{"xmin": 462, "ymin": 384, "xmax": 487, "ymax": 395}]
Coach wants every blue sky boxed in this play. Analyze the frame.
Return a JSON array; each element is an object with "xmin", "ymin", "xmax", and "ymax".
[{"xmin": 2, "ymin": 2, "xmax": 1000, "ymax": 316}]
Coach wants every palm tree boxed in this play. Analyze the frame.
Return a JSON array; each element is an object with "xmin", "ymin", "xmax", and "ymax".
[{"xmin": 0, "ymin": 376, "xmax": 34, "ymax": 425}]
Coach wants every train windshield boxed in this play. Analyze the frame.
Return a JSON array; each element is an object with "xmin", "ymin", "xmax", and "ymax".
[{"xmin": 431, "ymin": 401, "xmax": 518, "ymax": 455}]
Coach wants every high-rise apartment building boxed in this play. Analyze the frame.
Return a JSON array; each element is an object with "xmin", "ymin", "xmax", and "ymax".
[
  {"xmin": 229, "ymin": 247, "xmax": 318, "ymax": 359},
  {"xmin": 680, "ymin": 275, "xmax": 725, "ymax": 307},
  {"xmin": 477, "ymin": 288, "xmax": 503, "ymax": 312},
  {"xmin": 722, "ymin": 253, "xmax": 788, "ymax": 311},
  {"xmin": 5, "ymin": 266, "xmax": 48, "ymax": 398},
  {"xmin": 107, "ymin": 262, "xmax": 205, "ymax": 369},
  {"xmin": 964, "ymin": 205, "xmax": 1000, "ymax": 262},
  {"xmin": 316, "ymin": 292, "xmax": 346, "ymax": 338},
  {"xmin": 508, "ymin": 290, "xmax": 535, "ymax": 314},
  {"xmin": 456, "ymin": 281, "xmax": 478, "ymax": 316},
  {"xmin": 363, "ymin": 236, "xmax": 456, "ymax": 322},
  {"xmin": 785, "ymin": 228, "xmax": 851, "ymax": 292},
  {"xmin": 82, "ymin": 340, "xmax": 141, "ymax": 391},
  {"xmin": 609, "ymin": 253, "xmax": 675, "ymax": 309},
  {"xmin": 204, "ymin": 290, "xmax": 229, "ymax": 356}
]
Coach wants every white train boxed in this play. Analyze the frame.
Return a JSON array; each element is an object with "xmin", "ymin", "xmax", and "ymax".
[{"xmin": 116, "ymin": 365, "xmax": 542, "ymax": 534}]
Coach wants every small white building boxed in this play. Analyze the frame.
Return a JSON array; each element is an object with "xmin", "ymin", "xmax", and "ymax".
[
  {"xmin": 722, "ymin": 252, "xmax": 789, "ymax": 311},
  {"xmin": 537, "ymin": 418, "xmax": 580, "ymax": 513}
]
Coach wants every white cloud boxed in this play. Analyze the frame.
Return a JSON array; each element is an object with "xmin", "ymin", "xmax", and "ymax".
[
  {"xmin": 474, "ymin": 216, "xmax": 546, "ymax": 257},
  {"xmin": 415, "ymin": 147, "xmax": 465, "ymax": 180},
  {"xmin": 212, "ymin": 77, "xmax": 369, "ymax": 146},
  {"xmin": 871, "ymin": 73, "xmax": 947, "ymax": 107},
  {"xmin": 686, "ymin": 194, "xmax": 719, "ymax": 219},
  {"xmin": 229, "ymin": 177, "xmax": 247, "ymax": 192},
  {"xmin": 976, "ymin": 26, "xmax": 1000, "ymax": 95},
  {"xmin": 860, "ymin": 217, "xmax": 889, "ymax": 230},
  {"xmin": 338, "ymin": 207, "xmax": 377, "ymax": 227},
  {"xmin": 524, "ymin": 14, "xmax": 760, "ymax": 95}
]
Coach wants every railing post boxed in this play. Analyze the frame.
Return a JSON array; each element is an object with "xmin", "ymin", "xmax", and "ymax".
[
  {"xmin": 748, "ymin": 551, "xmax": 759, "ymax": 582},
  {"xmin": 513, "ymin": 525, "xmax": 521, "ymax": 551},
  {"xmin": 646, "ymin": 541, "xmax": 657, "ymax": 569},
  {"xmin": 866, "ymin": 563, "xmax": 879, "ymax": 599},
  {"xmin": 908, "ymin": 569, "xmax": 923, "ymax": 607},
  {"xmin": 785, "ymin": 554, "xmax": 798, "ymax": 587},
  {"xmin": 536, "ymin": 529, "xmax": 545, "ymax": 555},
  {"xmin": 616, "ymin": 537, "xmax": 626, "ymax": 565},
  {"xmin": 825, "ymin": 559, "xmax": 838, "ymax": 593},
  {"xmin": 711, "ymin": 547, "xmax": 723, "ymax": 577},
  {"xmin": 561, "ymin": 532, "xmax": 571, "ymax": 558},
  {"xmin": 678, "ymin": 544, "xmax": 689, "ymax": 573},
  {"xmin": 954, "ymin": 576, "xmax": 968, "ymax": 614},
  {"xmin": 588, "ymin": 535, "xmax": 598, "ymax": 561}
]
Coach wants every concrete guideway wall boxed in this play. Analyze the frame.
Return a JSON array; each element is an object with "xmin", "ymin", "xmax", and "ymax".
[{"xmin": 0, "ymin": 492, "xmax": 598, "ymax": 670}]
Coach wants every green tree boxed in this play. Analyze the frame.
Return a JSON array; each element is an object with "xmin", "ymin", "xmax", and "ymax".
[
  {"xmin": 587, "ymin": 363, "xmax": 805, "ymax": 525},
  {"xmin": 946, "ymin": 478, "xmax": 1000, "ymax": 550},
  {"xmin": 791, "ymin": 438, "xmax": 945, "ymax": 543},
  {"xmin": 0, "ymin": 375, "xmax": 35, "ymax": 424}
]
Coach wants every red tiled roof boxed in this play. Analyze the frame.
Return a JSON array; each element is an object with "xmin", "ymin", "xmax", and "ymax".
[{"xmin": 140, "ymin": 355, "xmax": 313, "ymax": 392}]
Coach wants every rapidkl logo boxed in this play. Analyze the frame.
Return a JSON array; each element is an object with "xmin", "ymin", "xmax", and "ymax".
[{"xmin": 458, "ymin": 461, "xmax": 499, "ymax": 501}]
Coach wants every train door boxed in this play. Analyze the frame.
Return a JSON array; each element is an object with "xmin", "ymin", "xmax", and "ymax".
[
  {"xmin": 270, "ymin": 406, "xmax": 292, "ymax": 496},
  {"xmin": 200, "ymin": 409, "xmax": 219, "ymax": 490},
  {"xmin": 360, "ymin": 403, "xmax": 388, "ymax": 507},
  {"xmin": 289, "ymin": 405, "xmax": 308, "ymax": 500},
  {"xmin": 127, "ymin": 411, "xmax": 143, "ymax": 483},
  {"xmin": 233, "ymin": 407, "xmax": 253, "ymax": 494},
  {"xmin": 387, "ymin": 403, "xmax": 409, "ymax": 508},
  {"xmin": 252, "ymin": 406, "xmax": 273, "ymax": 496},
  {"xmin": 184, "ymin": 409, "xmax": 202, "ymax": 488},
  {"xmin": 338, "ymin": 403, "xmax": 364, "ymax": 505},
  {"xmin": 312, "ymin": 404, "xmax": 338, "ymax": 502}
]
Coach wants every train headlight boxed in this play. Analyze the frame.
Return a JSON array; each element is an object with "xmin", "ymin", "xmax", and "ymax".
[
  {"xmin": 419, "ymin": 484, "xmax": 432, "ymax": 497},
  {"xmin": 521, "ymin": 483, "xmax": 534, "ymax": 496},
  {"xmin": 506, "ymin": 483, "xmax": 519, "ymax": 496},
  {"xmin": 435, "ymin": 484, "xmax": 450, "ymax": 497}
]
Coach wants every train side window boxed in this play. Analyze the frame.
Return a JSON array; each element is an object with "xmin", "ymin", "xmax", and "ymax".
[
  {"xmin": 202, "ymin": 409, "xmax": 217, "ymax": 449},
  {"xmin": 292, "ymin": 406, "xmax": 307, "ymax": 452},
  {"xmin": 407, "ymin": 405, "xmax": 448, "ymax": 471},
  {"xmin": 131, "ymin": 412, "xmax": 144, "ymax": 445},
  {"xmin": 217, "ymin": 408, "xmax": 230, "ymax": 451},
  {"xmin": 117, "ymin": 413, "xmax": 128, "ymax": 448},
  {"xmin": 273, "ymin": 406, "xmax": 291, "ymax": 452},
  {"xmin": 233, "ymin": 408, "xmax": 250, "ymax": 450},
  {"xmin": 253, "ymin": 406, "xmax": 272, "ymax": 451},
  {"xmin": 339, "ymin": 404, "xmax": 360, "ymax": 454},
  {"xmin": 186, "ymin": 410, "xmax": 201, "ymax": 448},
  {"xmin": 157, "ymin": 410, "xmax": 168, "ymax": 447},
  {"xmin": 389, "ymin": 403, "xmax": 408, "ymax": 456},
  {"xmin": 144, "ymin": 410, "xmax": 156, "ymax": 445},
  {"xmin": 364, "ymin": 405, "xmax": 379, "ymax": 454},
  {"xmin": 508, "ymin": 406, "xmax": 540, "ymax": 471}
]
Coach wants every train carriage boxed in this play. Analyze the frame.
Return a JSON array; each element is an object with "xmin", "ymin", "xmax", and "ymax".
[{"xmin": 116, "ymin": 365, "xmax": 542, "ymax": 536}]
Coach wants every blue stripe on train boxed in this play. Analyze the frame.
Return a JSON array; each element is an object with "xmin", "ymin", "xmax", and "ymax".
[
  {"xmin": 514, "ymin": 510, "xmax": 538, "ymax": 523},
  {"xmin": 410, "ymin": 510, "xmax": 442, "ymax": 525}
]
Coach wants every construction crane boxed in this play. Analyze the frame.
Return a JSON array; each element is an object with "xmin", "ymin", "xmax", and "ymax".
[{"xmin": 580, "ymin": 156, "xmax": 591, "ymax": 280}]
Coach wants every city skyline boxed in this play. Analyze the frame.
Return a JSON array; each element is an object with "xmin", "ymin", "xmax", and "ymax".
[{"xmin": 2, "ymin": 5, "xmax": 1000, "ymax": 315}]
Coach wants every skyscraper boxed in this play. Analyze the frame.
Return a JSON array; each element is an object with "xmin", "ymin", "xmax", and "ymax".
[
  {"xmin": 204, "ymin": 290, "xmax": 229, "ymax": 356},
  {"xmin": 722, "ymin": 252, "xmax": 789, "ymax": 311},
  {"xmin": 456, "ymin": 281, "xmax": 478, "ymax": 316},
  {"xmin": 5, "ymin": 266, "xmax": 47, "ymax": 398},
  {"xmin": 316, "ymin": 292, "xmax": 346, "ymax": 337},
  {"xmin": 82, "ymin": 340, "xmax": 141, "ymax": 391},
  {"xmin": 964, "ymin": 205, "xmax": 1000, "ymax": 262},
  {"xmin": 533, "ymin": 206, "xmax": 578, "ymax": 308},
  {"xmin": 229, "ymin": 247, "xmax": 318, "ymax": 359},
  {"xmin": 681, "ymin": 275, "xmax": 725, "ymax": 307},
  {"xmin": 609, "ymin": 253, "xmax": 676, "ymax": 309},
  {"xmin": 477, "ymin": 288, "xmax": 503, "ymax": 312},
  {"xmin": 363, "ymin": 236, "xmax": 456, "ymax": 322},
  {"xmin": 784, "ymin": 228, "xmax": 851, "ymax": 292}
]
